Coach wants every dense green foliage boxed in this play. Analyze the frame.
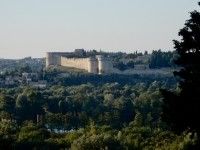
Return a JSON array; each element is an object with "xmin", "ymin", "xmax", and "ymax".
[
  {"xmin": 160, "ymin": 2, "xmax": 200, "ymax": 149},
  {"xmin": 0, "ymin": 76, "xmax": 197, "ymax": 149},
  {"xmin": 149, "ymin": 50, "xmax": 178, "ymax": 68},
  {"xmin": 161, "ymin": 3, "xmax": 200, "ymax": 135}
]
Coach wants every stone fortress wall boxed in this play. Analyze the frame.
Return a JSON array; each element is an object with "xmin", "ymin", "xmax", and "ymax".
[
  {"xmin": 46, "ymin": 52, "xmax": 178, "ymax": 76},
  {"xmin": 61, "ymin": 57, "xmax": 88, "ymax": 70},
  {"xmin": 112, "ymin": 67, "xmax": 179, "ymax": 77},
  {"xmin": 46, "ymin": 52, "xmax": 113, "ymax": 74},
  {"xmin": 46, "ymin": 52, "xmax": 72, "ymax": 67}
]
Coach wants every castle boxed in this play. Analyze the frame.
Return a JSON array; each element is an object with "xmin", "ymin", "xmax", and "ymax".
[
  {"xmin": 46, "ymin": 51, "xmax": 178, "ymax": 77},
  {"xmin": 46, "ymin": 52, "xmax": 113, "ymax": 74}
]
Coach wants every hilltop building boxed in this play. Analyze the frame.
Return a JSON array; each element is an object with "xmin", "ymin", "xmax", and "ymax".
[
  {"xmin": 46, "ymin": 51, "xmax": 178, "ymax": 77},
  {"xmin": 135, "ymin": 55, "xmax": 151, "ymax": 62},
  {"xmin": 46, "ymin": 52, "xmax": 113, "ymax": 74},
  {"xmin": 29, "ymin": 80, "xmax": 47, "ymax": 87}
]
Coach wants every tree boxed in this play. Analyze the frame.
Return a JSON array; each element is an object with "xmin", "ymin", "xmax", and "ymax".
[
  {"xmin": 27, "ymin": 91, "xmax": 45, "ymax": 122},
  {"xmin": 0, "ymin": 121, "xmax": 19, "ymax": 150},
  {"xmin": 129, "ymin": 110, "xmax": 143, "ymax": 127},
  {"xmin": 104, "ymin": 94, "xmax": 114, "ymax": 107},
  {"xmin": 16, "ymin": 94, "xmax": 31, "ymax": 124},
  {"xmin": 16, "ymin": 121, "xmax": 45, "ymax": 149},
  {"xmin": 0, "ymin": 95, "xmax": 16, "ymax": 116},
  {"xmin": 70, "ymin": 134, "xmax": 124, "ymax": 150},
  {"xmin": 116, "ymin": 62, "xmax": 126, "ymax": 71},
  {"xmin": 127, "ymin": 61, "xmax": 134, "ymax": 68},
  {"xmin": 160, "ymin": 2, "xmax": 200, "ymax": 138},
  {"xmin": 19, "ymin": 65, "xmax": 32, "ymax": 74}
]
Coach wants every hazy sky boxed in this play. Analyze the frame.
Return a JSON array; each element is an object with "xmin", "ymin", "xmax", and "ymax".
[{"xmin": 0, "ymin": 0, "xmax": 199, "ymax": 59}]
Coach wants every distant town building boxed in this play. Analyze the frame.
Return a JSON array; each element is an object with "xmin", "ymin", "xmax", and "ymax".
[
  {"xmin": 29, "ymin": 80, "xmax": 47, "ymax": 88},
  {"xmin": 4, "ymin": 76, "xmax": 15, "ymax": 85},
  {"xmin": 135, "ymin": 55, "xmax": 151, "ymax": 62},
  {"xmin": 21, "ymin": 72, "xmax": 38, "ymax": 83},
  {"xmin": 0, "ymin": 71, "xmax": 46, "ymax": 87}
]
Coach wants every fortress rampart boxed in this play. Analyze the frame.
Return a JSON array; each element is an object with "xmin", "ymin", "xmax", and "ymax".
[
  {"xmin": 46, "ymin": 52, "xmax": 178, "ymax": 76},
  {"xmin": 46, "ymin": 52, "xmax": 72, "ymax": 66},
  {"xmin": 61, "ymin": 57, "xmax": 88, "ymax": 70},
  {"xmin": 46, "ymin": 52, "xmax": 90, "ymax": 70},
  {"xmin": 112, "ymin": 68, "xmax": 176, "ymax": 77},
  {"xmin": 46, "ymin": 52, "xmax": 113, "ymax": 74}
]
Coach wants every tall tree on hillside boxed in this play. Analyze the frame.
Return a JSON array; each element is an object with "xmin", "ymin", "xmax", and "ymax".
[
  {"xmin": 160, "ymin": 1, "xmax": 200, "ymax": 142},
  {"xmin": 19, "ymin": 65, "xmax": 32, "ymax": 74}
]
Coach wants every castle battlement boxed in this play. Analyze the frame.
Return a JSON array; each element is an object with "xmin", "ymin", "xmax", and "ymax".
[
  {"xmin": 88, "ymin": 57, "xmax": 98, "ymax": 61},
  {"xmin": 47, "ymin": 52, "xmax": 72, "ymax": 55},
  {"xmin": 61, "ymin": 57, "xmax": 88, "ymax": 60}
]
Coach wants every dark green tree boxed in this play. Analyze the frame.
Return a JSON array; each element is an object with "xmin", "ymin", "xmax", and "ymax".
[
  {"xmin": 116, "ymin": 62, "xmax": 126, "ymax": 71},
  {"xmin": 160, "ymin": 2, "xmax": 200, "ymax": 140},
  {"xmin": 127, "ymin": 61, "xmax": 134, "ymax": 68},
  {"xmin": 16, "ymin": 94, "xmax": 31, "ymax": 124},
  {"xmin": 0, "ymin": 95, "xmax": 16, "ymax": 116},
  {"xmin": 19, "ymin": 65, "xmax": 32, "ymax": 74},
  {"xmin": 27, "ymin": 91, "xmax": 45, "ymax": 122},
  {"xmin": 0, "ymin": 121, "xmax": 19, "ymax": 150}
]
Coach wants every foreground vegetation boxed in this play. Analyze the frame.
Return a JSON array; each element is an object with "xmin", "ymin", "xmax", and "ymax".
[{"xmin": 0, "ymin": 79, "xmax": 197, "ymax": 149}]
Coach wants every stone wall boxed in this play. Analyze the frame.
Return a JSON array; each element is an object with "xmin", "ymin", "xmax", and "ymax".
[
  {"xmin": 112, "ymin": 67, "xmax": 178, "ymax": 77},
  {"xmin": 46, "ymin": 52, "xmax": 72, "ymax": 67},
  {"xmin": 46, "ymin": 52, "xmax": 180, "ymax": 77},
  {"xmin": 61, "ymin": 57, "xmax": 88, "ymax": 70}
]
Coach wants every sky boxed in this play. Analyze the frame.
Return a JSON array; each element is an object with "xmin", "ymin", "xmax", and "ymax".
[{"xmin": 0, "ymin": 0, "xmax": 199, "ymax": 59}]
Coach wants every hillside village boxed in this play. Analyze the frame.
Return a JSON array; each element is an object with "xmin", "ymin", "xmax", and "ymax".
[
  {"xmin": 0, "ymin": 57, "xmax": 45, "ymax": 74},
  {"xmin": 0, "ymin": 72, "xmax": 47, "ymax": 88}
]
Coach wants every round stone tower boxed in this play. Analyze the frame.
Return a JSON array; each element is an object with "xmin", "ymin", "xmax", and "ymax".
[
  {"xmin": 98, "ymin": 56, "xmax": 113, "ymax": 74},
  {"xmin": 88, "ymin": 57, "xmax": 98, "ymax": 74},
  {"xmin": 46, "ymin": 52, "xmax": 54, "ymax": 68}
]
